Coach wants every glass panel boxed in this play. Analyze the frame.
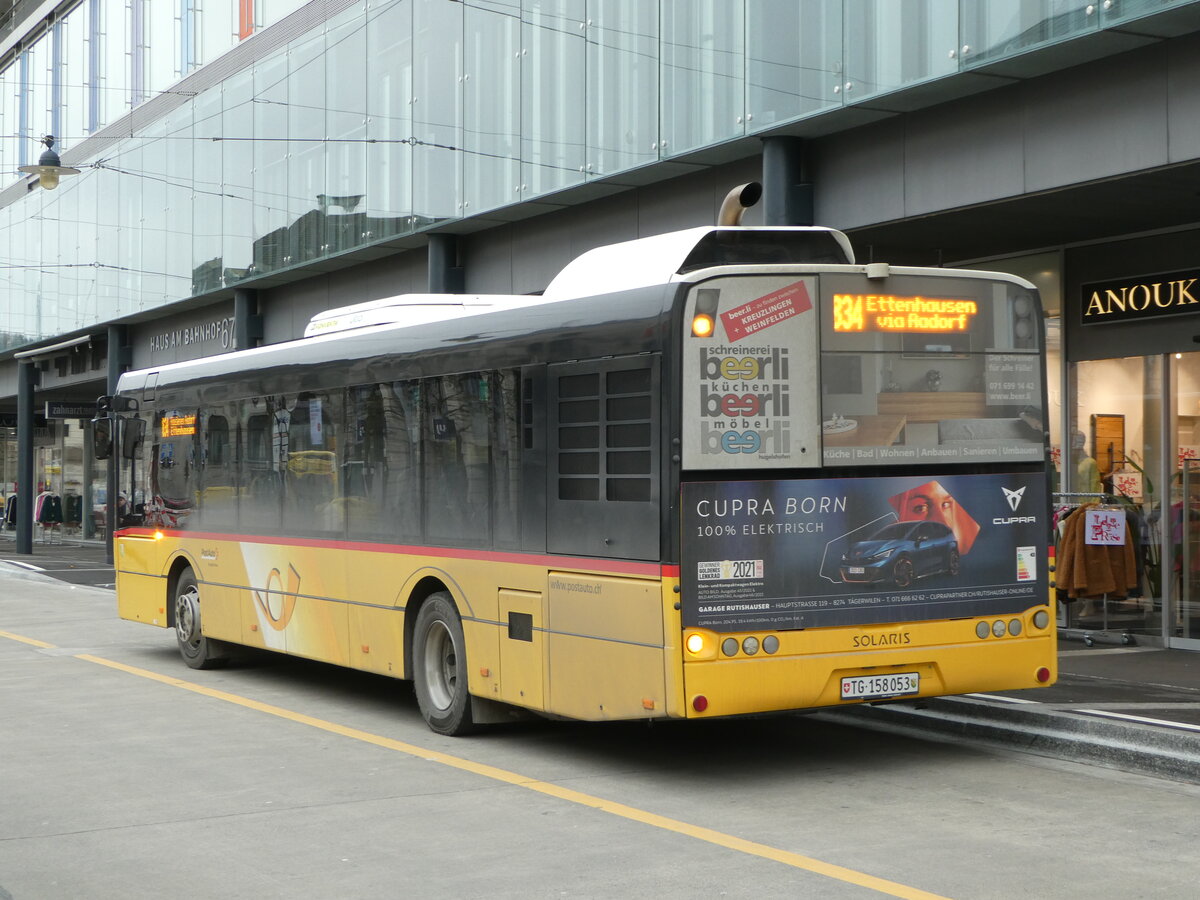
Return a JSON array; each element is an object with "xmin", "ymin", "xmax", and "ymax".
[
  {"xmin": 1068, "ymin": 355, "xmax": 1162, "ymax": 640},
  {"xmin": 491, "ymin": 370, "xmax": 522, "ymax": 549},
  {"xmin": 522, "ymin": 0, "xmax": 586, "ymax": 193},
  {"xmin": 287, "ymin": 29, "xmax": 327, "ymax": 263},
  {"xmin": 252, "ymin": 52, "xmax": 290, "ymax": 275},
  {"xmin": 843, "ymin": 0, "xmax": 956, "ymax": 99},
  {"xmin": 366, "ymin": 0, "xmax": 413, "ymax": 240},
  {"xmin": 586, "ymin": 0, "xmax": 658, "ymax": 176},
  {"xmin": 241, "ymin": 397, "xmax": 285, "ymax": 534},
  {"xmin": 413, "ymin": 0, "xmax": 462, "ymax": 224},
  {"xmin": 26, "ymin": 37, "xmax": 52, "ymax": 141},
  {"xmin": 282, "ymin": 391, "xmax": 343, "ymax": 536},
  {"xmin": 343, "ymin": 384, "xmax": 390, "ymax": 537},
  {"xmin": 261, "ymin": 0, "xmax": 309, "ymax": 28},
  {"xmin": 661, "ymin": 0, "xmax": 745, "ymax": 156},
  {"xmin": 192, "ymin": 85, "xmax": 225, "ymax": 292},
  {"xmin": 1, "ymin": 61, "xmax": 16, "ymax": 179},
  {"xmin": 425, "ymin": 375, "xmax": 490, "ymax": 545},
  {"xmin": 198, "ymin": 0, "xmax": 237, "ymax": 67},
  {"xmin": 464, "ymin": 0, "xmax": 520, "ymax": 212},
  {"xmin": 144, "ymin": 0, "xmax": 179, "ymax": 99},
  {"xmin": 98, "ymin": 0, "xmax": 132, "ymax": 128},
  {"xmin": 746, "ymin": 0, "xmax": 841, "ymax": 128},
  {"xmin": 221, "ymin": 69, "xmax": 255, "ymax": 283},
  {"xmin": 961, "ymin": 0, "xmax": 1098, "ymax": 69},
  {"xmin": 383, "ymin": 380, "xmax": 423, "ymax": 543},
  {"xmin": 325, "ymin": 5, "xmax": 368, "ymax": 254},
  {"xmin": 61, "ymin": 6, "xmax": 90, "ymax": 146},
  {"xmin": 1181, "ymin": 456, "xmax": 1200, "ymax": 642}
]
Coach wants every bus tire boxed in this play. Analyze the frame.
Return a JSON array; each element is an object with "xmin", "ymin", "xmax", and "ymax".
[
  {"xmin": 413, "ymin": 592, "xmax": 477, "ymax": 736},
  {"xmin": 174, "ymin": 568, "xmax": 229, "ymax": 670}
]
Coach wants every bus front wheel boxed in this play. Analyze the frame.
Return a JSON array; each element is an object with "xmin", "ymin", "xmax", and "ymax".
[
  {"xmin": 413, "ymin": 592, "xmax": 477, "ymax": 736},
  {"xmin": 174, "ymin": 568, "xmax": 229, "ymax": 670}
]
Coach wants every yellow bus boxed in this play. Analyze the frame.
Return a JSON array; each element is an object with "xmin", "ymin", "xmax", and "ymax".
[{"xmin": 99, "ymin": 193, "xmax": 1056, "ymax": 734}]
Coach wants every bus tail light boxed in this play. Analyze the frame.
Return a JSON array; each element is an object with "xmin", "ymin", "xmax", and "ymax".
[
  {"xmin": 692, "ymin": 695, "xmax": 708, "ymax": 712},
  {"xmin": 1036, "ymin": 667, "xmax": 1051, "ymax": 683},
  {"xmin": 685, "ymin": 630, "xmax": 718, "ymax": 659},
  {"xmin": 1033, "ymin": 610, "xmax": 1050, "ymax": 629}
]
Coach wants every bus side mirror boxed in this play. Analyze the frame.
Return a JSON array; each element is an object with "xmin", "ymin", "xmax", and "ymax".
[
  {"xmin": 93, "ymin": 417, "xmax": 113, "ymax": 460},
  {"xmin": 121, "ymin": 417, "xmax": 146, "ymax": 460}
]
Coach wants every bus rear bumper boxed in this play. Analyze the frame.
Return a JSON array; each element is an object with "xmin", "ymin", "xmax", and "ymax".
[{"xmin": 681, "ymin": 636, "xmax": 1057, "ymax": 719}]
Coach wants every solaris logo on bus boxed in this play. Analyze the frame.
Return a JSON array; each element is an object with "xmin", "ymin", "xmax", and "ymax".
[{"xmin": 698, "ymin": 346, "xmax": 791, "ymax": 456}]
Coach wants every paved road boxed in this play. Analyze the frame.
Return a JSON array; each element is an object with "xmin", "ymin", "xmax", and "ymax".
[
  {"xmin": 0, "ymin": 539, "xmax": 114, "ymax": 589},
  {"xmin": 2, "ymin": 566, "xmax": 1197, "ymax": 899}
]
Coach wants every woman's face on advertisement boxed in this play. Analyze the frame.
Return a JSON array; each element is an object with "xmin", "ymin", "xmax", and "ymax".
[{"xmin": 905, "ymin": 492, "xmax": 955, "ymax": 523}]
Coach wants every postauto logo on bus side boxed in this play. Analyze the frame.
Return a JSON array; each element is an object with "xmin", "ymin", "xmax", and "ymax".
[{"xmin": 698, "ymin": 347, "xmax": 791, "ymax": 456}]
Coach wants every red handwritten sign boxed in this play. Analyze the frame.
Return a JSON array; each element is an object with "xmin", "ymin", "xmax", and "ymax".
[
  {"xmin": 720, "ymin": 281, "xmax": 812, "ymax": 342},
  {"xmin": 1085, "ymin": 509, "xmax": 1125, "ymax": 546}
]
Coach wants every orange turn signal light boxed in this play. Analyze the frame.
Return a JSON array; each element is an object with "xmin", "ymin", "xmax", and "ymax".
[{"xmin": 692, "ymin": 313, "xmax": 715, "ymax": 338}]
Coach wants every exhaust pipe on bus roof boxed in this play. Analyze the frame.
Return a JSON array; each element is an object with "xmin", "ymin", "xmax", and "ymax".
[{"xmin": 717, "ymin": 182, "xmax": 762, "ymax": 226}]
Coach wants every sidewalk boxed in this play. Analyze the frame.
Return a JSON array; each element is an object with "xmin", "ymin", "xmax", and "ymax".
[
  {"xmin": 820, "ymin": 642, "xmax": 1200, "ymax": 783},
  {"xmin": 1, "ymin": 537, "xmax": 1198, "ymax": 782}
]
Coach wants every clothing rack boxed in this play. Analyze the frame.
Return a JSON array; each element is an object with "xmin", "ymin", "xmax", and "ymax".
[{"xmin": 1052, "ymin": 491, "xmax": 1140, "ymax": 646}]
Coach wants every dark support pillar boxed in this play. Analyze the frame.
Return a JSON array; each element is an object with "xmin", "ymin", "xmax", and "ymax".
[
  {"xmin": 234, "ymin": 288, "xmax": 264, "ymax": 350},
  {"xmin": 761, "ymin": 136, "xmax": 814, "ymax": 226},
  {"xmin": 15, "ymin": 361, "xmax": 38, "ymax": 555},
  {"xmin": 427, "ymin": 234, "xmax": 465, "ymax": 294},
  {"xmin": 105, "ymin": 325, "xmax": 130, "ymax": 564},
  {"xmin": 82, "ymin": 418, "xmax": 95, "ymax": 540}
]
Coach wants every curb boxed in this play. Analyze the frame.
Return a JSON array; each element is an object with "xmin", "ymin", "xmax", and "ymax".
[{"xmin": 814, "ymin": 695, "xmax": 1200, "ymax": 784}]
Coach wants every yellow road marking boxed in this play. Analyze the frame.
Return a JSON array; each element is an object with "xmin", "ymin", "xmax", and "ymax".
[
  {"xmin": 8, "ymin": 632, "xmax": 948, "ymax": 899},
  {"xmin": 0, "ymin": 629, "xmax": 56, "ymax": 649}
]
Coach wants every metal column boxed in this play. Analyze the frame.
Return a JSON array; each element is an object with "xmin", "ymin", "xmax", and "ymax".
[
  {"xmin": 15, "ymin": 361, "xmax": 38, "ymax": 555},
  {"xmin": 105, "ymin": 325, "xmax": 130, "ymax": 564}
]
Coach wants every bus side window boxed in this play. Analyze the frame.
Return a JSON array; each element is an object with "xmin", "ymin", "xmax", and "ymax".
[
  {"xmin": 199, "ymin": 407, "xmax": 238, "ymax": 529},
  {"xmin": 343, "ymin": 384, "xmax": 389, "ymax": 538},
  {"xmin": 242, "ymin": 398, "xmax": 283, "ymax": 533},
  {"xmin": 283, "ymin": 391, "xmax": 342, "ymax": 535},
  {"xmin": 491, "ymin": 370, "xmax": 523, "ymax": 550},
  {"xmin": 382, "ymin": 380, "xmax": 423, "ymax": 543},
  {"xmin": 425, "ymin": 374, "xmax": 490, "ymax": 546}
]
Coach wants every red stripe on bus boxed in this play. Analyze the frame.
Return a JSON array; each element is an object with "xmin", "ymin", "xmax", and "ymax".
[{"xmin": 115, "ymin": 527, "xmax": 676, "ymax": 578}]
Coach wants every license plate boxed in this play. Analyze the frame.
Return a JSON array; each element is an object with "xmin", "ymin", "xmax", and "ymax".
[
  {"xmin": 840, "ymin": 672, "xmax": 920, "ymax": 700},
  {"xmin": 847, "ymin": 566, "xmax": 865, "ymax": 574}
]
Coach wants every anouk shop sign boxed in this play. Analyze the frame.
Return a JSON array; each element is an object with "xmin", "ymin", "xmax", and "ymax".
[
  {"xmin": 1082, "ymin": 269, "xmax": 1200, "ymax": 325},
  {"xmin": 149, "ymin": 316, "xmax": 235, "ymax": 353}
]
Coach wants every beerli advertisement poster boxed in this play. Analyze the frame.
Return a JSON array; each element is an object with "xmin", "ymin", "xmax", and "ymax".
[{"xmin": 681, "ymin": 472, "xmax": 1047, "ymax": 632}]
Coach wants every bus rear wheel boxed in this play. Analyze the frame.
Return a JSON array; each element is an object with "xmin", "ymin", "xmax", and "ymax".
[
  {"xmin": 174, "ymin": 568, "xmax": 229, "ymax": 670},
  {"xmin": 413, "ymin": 592, "xmax": 477, "ymax": 736}
]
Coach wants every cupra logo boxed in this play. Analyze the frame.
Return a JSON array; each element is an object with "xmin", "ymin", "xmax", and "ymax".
[{"xmin": 1002, "ymin": 486, "xmax": 1026, "ymax": 512}]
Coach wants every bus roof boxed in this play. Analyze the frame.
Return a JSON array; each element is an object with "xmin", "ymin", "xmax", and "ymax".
[
  {"xmin": 303, "ymin": 293, "xmax": 561, "ymax": 337},
  {"xmin": 542, "ymin": 226, "xmax": 855, "ymax": 301}
]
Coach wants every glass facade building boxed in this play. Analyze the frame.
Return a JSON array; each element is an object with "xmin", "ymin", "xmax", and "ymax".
[{"xmin": 2, "ymin": 0, "xmax": 1195, "ymax": 351}]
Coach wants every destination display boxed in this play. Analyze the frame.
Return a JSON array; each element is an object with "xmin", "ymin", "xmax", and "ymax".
[
  {"xmin": 819, "ymin": 273, "xmax": 1045, "ymax": 467},
  {"xmin": 681, "ymin": 472, "xmax": 1047, "ymax": 632}
]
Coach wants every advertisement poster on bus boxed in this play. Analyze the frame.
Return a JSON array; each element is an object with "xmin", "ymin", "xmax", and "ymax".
[
  {"xmin": 681, "ymin": 472, "xmax": 1047, "ymax": 631},
  {"xmin": 681, "ymin": 275, "xmax": 821, "ymax": 471}
]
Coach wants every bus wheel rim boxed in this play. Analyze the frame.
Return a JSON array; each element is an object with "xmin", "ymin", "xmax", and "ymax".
[
  {"xmin": 176, "ymin": 586, "xmax": 200, "ymax": 647},
  {"xmin": 423, "ymin": 621, "xmax": 456, "ymax": 711}
]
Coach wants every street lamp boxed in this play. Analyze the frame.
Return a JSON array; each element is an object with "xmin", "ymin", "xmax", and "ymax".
[{"xmin": 18, "ymin": 135, "xmax": 80, "ymax": 190}]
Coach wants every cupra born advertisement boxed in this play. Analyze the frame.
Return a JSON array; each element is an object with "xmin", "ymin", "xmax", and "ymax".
[{"xmin": 681, "ymin": 472, "xmax": 1046, "ymax": 631}]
